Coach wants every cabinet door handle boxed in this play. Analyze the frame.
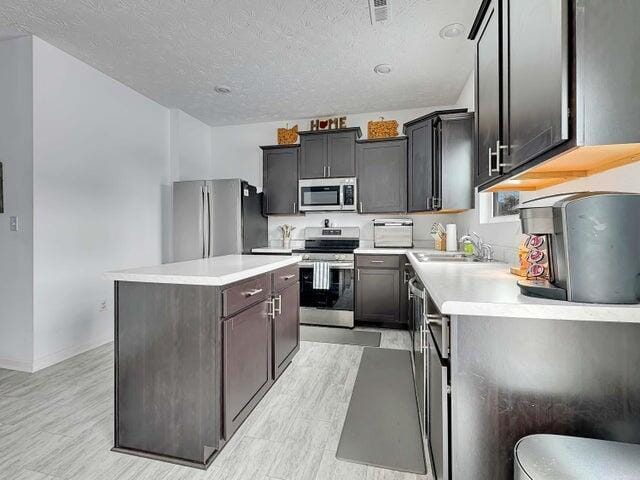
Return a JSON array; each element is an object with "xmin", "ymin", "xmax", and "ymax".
[
  {"xmin": 426, "ymin": 197, "xmax": 432, "ymax": 210},
  {"xmin": 327, "ymin": 165, "xmax": 331, "ymax": 177},
  {"xmin": 267, "ymin": 299, "xmax": 275, "ymax": 318},
  {"xmin": 281, "ymin": 274, "xmax": 295, "ymax": 281},
  {"xmin": 496, "ymin": 141, "xmax": 510, "ymax": 169},
  {"xmin": 292, "ymin": 202, "xmax": 296, "ymax": 213},
  {"xmin": 323, "ymin": 166, "xmax": 327, "ymax": 177},
  {"xmin": 275, "ymin": 294, "xmax": 282, "ymax": 315},
  {"xmin": 370, "ymin": 260, "xmax": 385, "ymax": 264},
  {"xmin": 488, "ymin": 146, "xmax": 497, "ymax": 177},
  {"xmin": 489, "ymin": 141, "xmax": 510, "ymax": 176},
  {"xmin": 243, "ymin": 288, "xmax": 263, "ymax": 297},
  {"xmin": 357, "ymin": 269, "xmax": 360, "ymax": 281},
  {"xmin": 359, "ymin": 201, "xmax": 363, "ymax": 213}
]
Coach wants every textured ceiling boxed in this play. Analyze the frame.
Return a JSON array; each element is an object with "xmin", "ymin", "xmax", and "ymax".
[{"xmin": 0, "ymin": 0, "xmax": 480, "ymax": 126}]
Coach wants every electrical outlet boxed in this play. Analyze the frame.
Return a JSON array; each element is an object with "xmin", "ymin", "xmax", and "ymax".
[
  {"xmin": 99, "ymin": 300, "xmax": 108, "ymax": 312},
  {"xmin": 9, "ymin": 216, "xmax": 18, "ymax": 232}
]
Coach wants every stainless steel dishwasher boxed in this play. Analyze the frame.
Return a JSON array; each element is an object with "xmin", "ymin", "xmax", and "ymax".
[
  {"xmin": 425, "ymin": 296, "xmax": 451, "ymax": 480},
  {"xmin": 409, "ymin": 277, "xmax": 427, "ymax": 440}
]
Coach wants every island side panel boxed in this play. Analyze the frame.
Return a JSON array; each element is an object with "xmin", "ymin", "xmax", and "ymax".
[
  {"xmin": 114, "ymin": 281, "xmax": 220, "ymax": 465},
  {"xmin": 450, "ymin": 315, "xmax": 640, "ymax": 480}
]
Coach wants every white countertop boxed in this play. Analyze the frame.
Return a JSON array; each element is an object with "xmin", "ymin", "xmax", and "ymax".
[
  {"xmin": 251, "ymin": 247, "xmax": 293, "ymax": 254},
  {"xmin": 354, "ymin": 247, "xmax": 461, "ymax": 256},
  {"xmin": 104, "ymin": 255, "xmax": 301, "ymax": 286},
  {"xmin": 407, "ymin": 252, "xmax": 640, "ymax": 323}
]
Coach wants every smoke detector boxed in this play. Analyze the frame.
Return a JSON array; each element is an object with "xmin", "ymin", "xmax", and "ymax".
[
  {"xmin": 369, "ymin": 0, "xmax": 392, "ymax": 24},
  {"xmin": 374, "ymin": 64, "xmax": 392, "ymax": 75}
]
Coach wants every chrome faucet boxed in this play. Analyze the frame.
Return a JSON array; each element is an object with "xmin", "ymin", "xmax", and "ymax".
[{"xmin": 460, "ymin": 232, "xmax": 494, "ymax": 262}]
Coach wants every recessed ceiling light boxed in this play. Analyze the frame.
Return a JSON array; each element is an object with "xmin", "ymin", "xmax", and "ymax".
[
  {"xmin": 214, "ymin": 85, "xmax": 232, "ymax": 95},
  {"xmin": 439, "ymin": 23, "xmax": 465, "ymax": 39},
  {"xmin": 374, "ymin": 64, "xmax": 392, "ymax": 75}
]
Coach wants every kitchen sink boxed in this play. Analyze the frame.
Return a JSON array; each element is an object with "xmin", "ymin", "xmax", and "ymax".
[{"xmin": 414, "ymin": 253, "xmax": 479, "ymax": 263}]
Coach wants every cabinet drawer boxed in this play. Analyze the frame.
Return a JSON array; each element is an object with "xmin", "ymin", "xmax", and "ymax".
[
  {"xmin": 356, "ymin": 255, "xmax": 400, "ymax": 269},
  {"xmin": 273, "ymin": 265, "xmax": 299, "ymax": 292},
  {"xmin": 223, "ymin": 275, "xmax": 271, "ymax": 317}
]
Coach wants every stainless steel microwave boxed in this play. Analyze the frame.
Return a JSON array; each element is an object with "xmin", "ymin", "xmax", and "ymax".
[{"xmin": 298, "ymin": 178, "xmax": 357, "ymax": 212}]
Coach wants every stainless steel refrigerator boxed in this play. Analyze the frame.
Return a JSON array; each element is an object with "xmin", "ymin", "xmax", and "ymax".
[{"xmin": 172, "ymin": 179, "xmax": 268, "ymax": 262}]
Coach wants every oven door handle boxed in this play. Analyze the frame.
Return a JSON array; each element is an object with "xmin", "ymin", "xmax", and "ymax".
[{"xmin": 298, "ymin": 261, "xmax": 354, "ymax": 270}]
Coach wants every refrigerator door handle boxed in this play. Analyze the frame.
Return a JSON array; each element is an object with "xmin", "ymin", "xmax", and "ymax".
[
  {"xmin": 201, "ymin": 185, "xmax": 207, "ymax": 258},
  {"xmin": 205, "ymin": 184, "xmax": 212, "ymax": 257}
]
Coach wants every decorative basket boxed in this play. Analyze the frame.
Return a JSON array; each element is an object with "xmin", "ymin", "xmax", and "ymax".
[
  {"xmin": 277, "ymin": 124, "xmax": 299, "ymax": 145},
  {"xmin": 367, "ymin": 117, "xmax": 399, "ymax": 139}
]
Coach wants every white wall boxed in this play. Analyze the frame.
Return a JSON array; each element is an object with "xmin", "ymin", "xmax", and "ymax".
[
  {"xmin": 0, "ymin": 36, "xmax": 34, "ymax": 371},
  {"xmin": 455, "ymin": 71, "xmax": 474, "ymax": 110},
  {"xmin": 31, "ymin": 37, "xmax": 171, "ymax": 369},
  {"xmin": 170, "ymin": 109, "xmax": 212, "ymax": 181}
]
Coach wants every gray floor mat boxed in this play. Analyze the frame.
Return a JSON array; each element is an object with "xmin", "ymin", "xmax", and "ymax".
[
  {"xmin": 337, "ymin": 347, "xmax": 427, "ymax": 474},
  {"xmin": 300, "ymin": 325, "xmax": 381, "ymax": 347}
]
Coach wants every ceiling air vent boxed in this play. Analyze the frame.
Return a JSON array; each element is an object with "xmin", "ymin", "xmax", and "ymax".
[{"xmin": 369, "ymin": 0, "xmax": 391, "ymax": 24}]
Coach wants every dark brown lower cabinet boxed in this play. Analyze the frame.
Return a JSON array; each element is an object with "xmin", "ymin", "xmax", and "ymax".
[
  {"xmin": 114, "ymin": 267, "xmax": 300, "ymax": 469},
  {"xmin": 272, "ymin": 282, "xmax": 300, "ymax": 379},
  {"xmin": 356, "ymin": 268, "xmax": 401, "ymax": 326},
  {"xmin": 355, "ymin": 254, "xmax": 410, "ymax": 328},
  {"xmin": 222, "ymin": 299, "xmax": 272, "ymax": 438}
]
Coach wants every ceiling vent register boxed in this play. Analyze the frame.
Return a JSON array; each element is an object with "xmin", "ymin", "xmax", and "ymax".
[{"xmin": 369, "ymin": 0, "xmax": 392, "ymax": 24}]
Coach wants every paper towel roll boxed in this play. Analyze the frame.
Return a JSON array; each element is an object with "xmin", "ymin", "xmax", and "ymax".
[{"xmin": 446, "ymin": 224, "xmax": 458, "ymax": 252}]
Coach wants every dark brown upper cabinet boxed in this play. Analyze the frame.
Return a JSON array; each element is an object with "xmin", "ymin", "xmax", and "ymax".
[
  {"xmin": 470, "ymin": 0, "xmax": 640, "ymax": 191},
  {"xmin": 434, "ymin": 112, "xmax": 475, "ymax": 211},
  {"xmin": 471, "ymin": 0, "xmax": 569, "ymax": 186},
  {"xmin": 404, "ymin": 109, "xmax": 474, "ymax": 213},
  {"xmin": 299, "ymin": 128, "xmax": 361, "ymax": 179},
  {"xmin": 502, "ymin": 0, "xmax": 569, "ymax": 172},
  {"xmin": 406, "ymin": 117, "xmax": 435, "ymax": 212},
  {"xmin": 299, "ymin": 135, "xmax": 326, "ymax": 179},
  {"xmin": 472, "ymin": 0, "xmax": 503, "ymax": 187},
  {"xmin": 261, "ymin": 145, "xmax": 299, "ymax": 215},
  {"xmin": 356, "ymin": 137, "xmax": 407, "ymax": 214}
]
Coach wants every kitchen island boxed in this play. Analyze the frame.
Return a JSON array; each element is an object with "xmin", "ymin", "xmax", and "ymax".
[
  {"xmin": 104, "ymin": 254, "xmax": 301, "ymax": 469},
  {"xmin": 406, "ymin": 254, "xmax": 640, "ymax": 480}
]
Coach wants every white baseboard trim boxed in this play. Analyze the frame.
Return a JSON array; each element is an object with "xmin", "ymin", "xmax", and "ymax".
[
  {"xmin": 0, "ymin": 357, "xmax": 34, "ymax": 373},
  {"xmin": 32, "ymin": 334, "xmax": 114, "ymax": 372}
]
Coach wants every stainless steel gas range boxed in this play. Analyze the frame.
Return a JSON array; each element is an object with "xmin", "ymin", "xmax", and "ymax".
[{"xmin": 294, "ymin": 227, "xmax": 359, "ymax": 328}]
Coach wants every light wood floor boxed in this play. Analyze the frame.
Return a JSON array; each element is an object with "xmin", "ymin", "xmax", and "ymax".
[{"xmin": 0, "ymin": 328, "xmax": 430, "ymax": 480}]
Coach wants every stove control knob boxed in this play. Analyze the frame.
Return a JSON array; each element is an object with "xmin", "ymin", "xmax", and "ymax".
[
  {"xmin": 336, "ymin": 254, "xmax": 345, "ymax": 261},
  {"xmin": 303, "ymin": 254, "xmax": 310, "ymax": 260}
]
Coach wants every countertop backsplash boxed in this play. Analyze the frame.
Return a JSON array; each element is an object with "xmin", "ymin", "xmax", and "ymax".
[
  {"xmin": 269, "ymin": 212, "xmax": 466, "ymax": 253},
  {"xmin": 266, "ymin": 211, "xmax": 524, "ymax": 263}
]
